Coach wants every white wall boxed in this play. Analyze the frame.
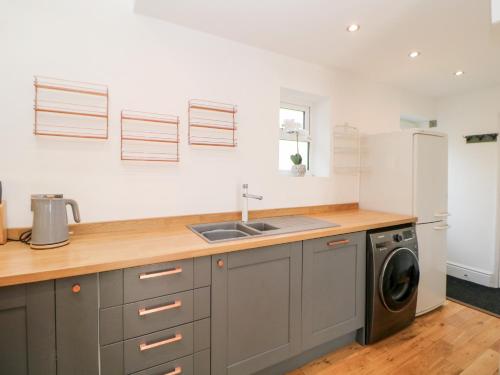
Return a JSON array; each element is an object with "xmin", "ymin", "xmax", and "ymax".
[
  {"xmin": 0, "ymin": 0, "xmax": 435, "ymax": 227},
  {"xmin": 437, "ymin": 86, "xmax": 500, "ymax": 286}
]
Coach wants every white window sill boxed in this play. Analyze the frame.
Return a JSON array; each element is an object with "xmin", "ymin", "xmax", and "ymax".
[{"xmin": 278, "ymin": 170, "xmax": 329, "ymax": 179}]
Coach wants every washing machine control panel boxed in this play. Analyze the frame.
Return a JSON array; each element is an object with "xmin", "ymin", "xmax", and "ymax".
[{"xmin": 370, "ymin": 226, "xmax": 417, "ymax": 253}]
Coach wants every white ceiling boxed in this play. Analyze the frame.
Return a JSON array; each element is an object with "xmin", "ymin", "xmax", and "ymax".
[{"xmin": 135, "ymin": 0, "xmax": 500, "ymax": 98}]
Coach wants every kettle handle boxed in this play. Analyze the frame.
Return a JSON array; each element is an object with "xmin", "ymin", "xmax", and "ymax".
[{"xmin": 65, "ymin": 199, "xmax": 81, "ymax": 223}]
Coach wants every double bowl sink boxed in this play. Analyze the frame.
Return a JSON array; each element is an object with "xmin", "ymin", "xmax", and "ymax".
[{"xmin": 189, "ymin": 216, "xmax": 339, "ymax": 243}]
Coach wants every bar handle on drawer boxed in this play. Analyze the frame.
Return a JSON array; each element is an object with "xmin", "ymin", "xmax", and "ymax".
[
  {"xmin": 139, "ymin": 333, "xmax": 182, "ymax": 351},
  {"xmin": 327, "ymin": 239, "xmax": 350, "ymax": 247},
  {"xmin": 139, "ymin": 266, "xmax": 182, "ymax": 280},
  {"xmin": 138, "ymin": 300, "xmax": 182, "ymax": 316},
  {"xmin": 164, "ymin": 367, "xmax": 182, "ymax": 375}
]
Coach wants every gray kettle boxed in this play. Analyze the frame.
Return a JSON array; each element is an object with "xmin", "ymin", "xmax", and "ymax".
[{"xmin": 30, "ymin": 194, "xmax": 81, "ymax": 249}]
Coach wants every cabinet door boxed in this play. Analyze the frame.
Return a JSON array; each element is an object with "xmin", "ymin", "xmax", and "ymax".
[
  {"xmin": 0, "ymin": 281, "xmax": 56, "ymax": 375},
  {"xmin": 416, "ymin": 222, "xmax": 447, "ymax": 314},
  {"xmin": 56, "ymin": 274, "xmax": 99, "ymax": 375},
  {"xmin": 302, "ymin": 232, "xmax": 365, "ymax": 350},
  {"xmin": 212, "ymin": 242, "xmax": 302, "ymax": 375}
]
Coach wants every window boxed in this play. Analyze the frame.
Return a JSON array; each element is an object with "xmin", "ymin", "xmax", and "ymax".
[{"xmin": 279, "ymin": 103, "xmax": 311, "ymax": 171}]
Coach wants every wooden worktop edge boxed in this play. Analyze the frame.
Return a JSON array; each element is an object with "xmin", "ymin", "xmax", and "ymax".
[
  {"xmin": 0, "ymin": 212, "xmax": 415, "ymax": 287},
  {"xmin": 7, "ymin": 202, "xmax": 358, "ymax": 239}
]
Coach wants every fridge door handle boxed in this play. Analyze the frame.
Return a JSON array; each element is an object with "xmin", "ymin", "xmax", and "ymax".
[
  {"xmin": 433, "ymin": 224, "xmax": 450, "ymax": 230},
  {"xmin": 434, "ymin": 212, "xmax": 450, "ymax": 218}
]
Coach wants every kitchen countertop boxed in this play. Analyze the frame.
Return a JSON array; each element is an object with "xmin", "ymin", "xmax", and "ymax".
[{"xmin": 0, "ymin": 209, "xmax": 416, "ymax": 287}]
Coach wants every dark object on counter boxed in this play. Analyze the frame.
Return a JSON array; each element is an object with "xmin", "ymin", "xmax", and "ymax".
[{"xmin": 30, "ymin": 194, "xmax": 80, "ymax": 249}]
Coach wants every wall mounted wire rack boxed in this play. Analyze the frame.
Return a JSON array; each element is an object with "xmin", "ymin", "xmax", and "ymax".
[
  {"xmin": 33, "ymin": 76, "xmax": 109, "ymax": 139},
  {"xmin": 121, "ymin": 110, "xmax": 180, "ymax": 162},
  {"xmin": 333, "ymin": 123, "xmax": 361, "ymax": 174},
  {"xmin": 188, "ymin": 99, "xmax": 237, "ymax": 147}
]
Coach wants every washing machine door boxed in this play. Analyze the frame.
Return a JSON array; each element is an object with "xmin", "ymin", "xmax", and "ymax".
[{"xmin": 379, "ymin": 247, "xmax": 420, "ymax": 312}]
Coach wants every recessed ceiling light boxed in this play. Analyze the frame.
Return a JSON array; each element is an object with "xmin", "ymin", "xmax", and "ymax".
[
  {"xmin": 455, "ymin": 70, "xmax": 465, "ymax": 76},
  {"xmin": 408, "ymin": 51, "xmax": 421, "ymax": 59},
  {"xmin": 347, "ymin": 24, "xmax": 360, "ymax": 32}
]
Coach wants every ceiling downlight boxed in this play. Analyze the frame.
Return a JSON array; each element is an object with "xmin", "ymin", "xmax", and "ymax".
[{"xmin": 346, "ymin": 24, "xmax": 360, "ymax": 32}]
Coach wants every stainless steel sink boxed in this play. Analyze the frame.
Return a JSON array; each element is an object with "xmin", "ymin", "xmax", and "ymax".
[
  {"xmin": 245, "ymin": 222, "xmax": 279, "ymax": 231},
  {"xmin": 191, "ymin": 222, "xmax": 260, "ymax": 242},
  {"xmin": 188, "ymin": 216, "xmax": 339, "ymax": 243}
]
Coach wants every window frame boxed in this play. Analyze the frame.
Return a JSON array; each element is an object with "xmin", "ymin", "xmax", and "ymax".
[{"xmin": 279, "ymin": 102, "xmax": 311, "ymax": 171}]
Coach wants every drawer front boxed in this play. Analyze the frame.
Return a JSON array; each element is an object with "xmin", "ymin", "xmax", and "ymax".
[
  {"xmin": 100, "ymin": 270, "xmax": 124, "ymax": 308},
  {"xmin": 194, "ymin": 318, "xmax": 210, "ymax": 353},
  {"xmin": 101, "ymin": 342, "xmax": 123, "ymax": 375},
  {"xmin": 124, "ymin": 259, "xmax": 194, "ymax": 303},
  {"xmin": 194, "ymin": 287, "xmax": 210, "ymax": 321},
  {"xmin": 131, "ymin": 354, "xmax": 193, "ymax": 375},
  {"xmin": 194, "ymin": 349, "xmax": 210, "ymax": 375},
  {"xmin": 194, "ymin": 256, "xmax": 211, "ymax": 289},
  {"xmin": 100, "ymin": 306, "xmax": 123, "ymax": 345},
  {"xmin": 124, "ymin": 290, "xmax": 194, "ymax": 339},
  {"xmin": 124, "ymin": 322, "xmax": 194, "ymax": 374}
]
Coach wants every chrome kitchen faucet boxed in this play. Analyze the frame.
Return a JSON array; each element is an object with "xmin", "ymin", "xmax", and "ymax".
[{"xmin": 241, "ymin": 184, "xmax": 263, "ymax": 223}]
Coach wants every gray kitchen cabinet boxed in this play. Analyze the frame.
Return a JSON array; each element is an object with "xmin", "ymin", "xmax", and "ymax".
[
  {"xmin": 302, "ymin": 231, "xmax": 366, "ymax": 350},
  {"xmin": 0, "ymin": 281, "xmax": 56, "ymax": 375},
  {"xmin": 56, "ymin": 273, "xmax": 99, "ymax": 375},
  {"xmin": 211, "ymin": 242, "xmax": 302, "ymax": 375}
]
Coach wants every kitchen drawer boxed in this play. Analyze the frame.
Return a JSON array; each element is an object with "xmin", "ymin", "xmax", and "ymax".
[
  {"xmin": 131, "ymin": 354, "xmax": 193, "ymax": 375},
  {"xmin": 194, "ymin": 349, "xmax": 210, "ymax": 375},
  {"xmin": 124, "ymin": 322, "xmax": 194, "ymax": 374},
  {"xmin": 100, "ymin": 269, "xmax": 124, "ymax": 309},
  {"xmin": 124, "ymin": 290, "xmax": 194, "ymax": 340},
  {"xmin": 194, "ymin": 287, "xmax": 210, "ymax": 321},
  {"xmin": 101, "ymin": 342, "xmax": 123, "ymax": 375},
  {"xmin": 194, "ymin": 256, "xmax": 211, "ymax": 289},
  {"xmin": 124, "ymin": 259, "xmax": 194, "ymax": 303},
  {"xmin": 100, "ymin": 306, "xmax": 124, "ymax": 345},
  {"xmin": 194, "ymin": 318, "xmax": 210, "ymax": 353}
]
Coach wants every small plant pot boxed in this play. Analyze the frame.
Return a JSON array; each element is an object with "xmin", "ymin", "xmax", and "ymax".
[{"xmin": 291, "ymin": 164, "xmax": 306, "ymax": 177}]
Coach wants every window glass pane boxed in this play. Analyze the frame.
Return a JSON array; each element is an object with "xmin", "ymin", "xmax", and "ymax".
[
  {"xmin": 279, "ymin": 140, "xmax": 309, "ymax": 171},
  {"xmin": 280, "ymin": 108, "xmax": 305, "ymax": 129}
]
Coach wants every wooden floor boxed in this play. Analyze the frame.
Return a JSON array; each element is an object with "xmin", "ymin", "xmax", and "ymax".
[{"xmin": 290, "ymin": 301, "xmax": 500, "ymax": 375}]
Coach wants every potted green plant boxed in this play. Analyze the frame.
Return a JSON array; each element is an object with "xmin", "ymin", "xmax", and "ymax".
[{"xmin": 283, "ymin": 120, "xmax": 307, "ymax": 177}]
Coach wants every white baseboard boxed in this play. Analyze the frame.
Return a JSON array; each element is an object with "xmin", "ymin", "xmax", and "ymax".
[{"xmin": 447, "ymin": 262, "xmax": 498, "ymax": 288}]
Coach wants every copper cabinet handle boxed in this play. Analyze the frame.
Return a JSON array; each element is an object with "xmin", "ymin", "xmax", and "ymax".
[
  {"xmin": 139, "ymin": 333, "xmax": 182, "ymax": 351},
  {"xmin": 138, "ymin": 300, "xmax": 182, "ymax": 316},
  {"xmin": 164, "ymin": 367, "xmax": 182, "ymax": 375},
  {"xmin": 139, "ymin": 266, "xmax": 182, "ymax": 280},
  {"xmin": 71, "ymin": 284, "xmax": 81, "ymax": 294},
  {"xmin": 327, "ymin": 239, "xmax": 350, "ymax": 247},
  {"xmin": 216, "ymin": 259, "xmax": 224, "ymax": 268}
]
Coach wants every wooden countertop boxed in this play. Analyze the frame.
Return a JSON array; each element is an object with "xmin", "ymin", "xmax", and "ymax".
[{"xmin": 0, "ymin": 209, "xmax": 416, "ymax": 287}]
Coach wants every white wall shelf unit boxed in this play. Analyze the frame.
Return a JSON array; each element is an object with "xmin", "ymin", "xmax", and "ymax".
[{"xmin": 333, "ymin": 124, "xmax": 361, "ymax": 174}]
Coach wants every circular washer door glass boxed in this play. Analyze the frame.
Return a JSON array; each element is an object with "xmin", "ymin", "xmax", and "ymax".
[{"xmin": 379, "ymin": 248, "xmax": 420, "ymax": 312}]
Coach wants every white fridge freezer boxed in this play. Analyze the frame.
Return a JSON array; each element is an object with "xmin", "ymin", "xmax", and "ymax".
[{"xmin": 360, "ymin": 129, "xmax": 449, "ymax": 315}]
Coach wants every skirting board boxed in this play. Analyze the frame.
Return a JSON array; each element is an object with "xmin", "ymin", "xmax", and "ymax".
[{"xmin": 447, "ymin": 262, "xmax": 498, "ymax": 288}]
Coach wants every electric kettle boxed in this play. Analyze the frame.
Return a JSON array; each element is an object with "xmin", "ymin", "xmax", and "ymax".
[{"xmin": 30, "ymin": 194, "xmax": 81, "ymax": 249}]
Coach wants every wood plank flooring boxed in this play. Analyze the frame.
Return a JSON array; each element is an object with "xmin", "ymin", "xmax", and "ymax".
[{"xmin": 289, "ymin": 301, "xmax": 500, "ymax": 375}]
